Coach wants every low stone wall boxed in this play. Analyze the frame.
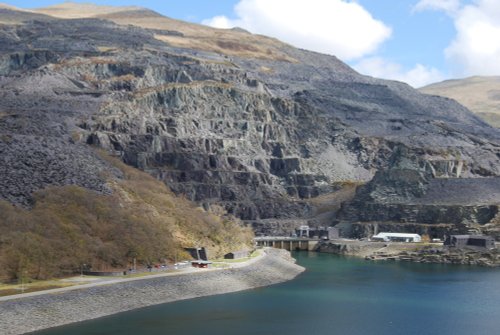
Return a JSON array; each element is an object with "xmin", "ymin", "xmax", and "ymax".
[
  {"xmin": 365, "ymin": 246, "xmax": 500, "ymax": 267},
  {"xmin": 316, "ymin": 240, "xmax": 500, "ymax": 267},
  {"xmin": 82, "ymin": 271, "xmax": 125, "ymax": 277},
  {"xmin": 0, "ymin": 249, "xmax": 304, "ymax": 335}
]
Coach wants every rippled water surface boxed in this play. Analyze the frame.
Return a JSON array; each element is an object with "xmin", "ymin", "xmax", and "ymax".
[{"xmin": 35, "ymin": 252, "xmax": 500, "ymax": 335}]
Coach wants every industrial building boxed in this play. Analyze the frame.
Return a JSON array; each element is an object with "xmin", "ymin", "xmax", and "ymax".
[
  {"xmin": 371, "ymin": 233, "xmax": 422, "ymax": 243},
  {"xmin": 295, "ymin": 226, "xmax": 339, "ymax": 240},
  {"xmin": 444, "ymin": 235, "xmax": 495, "ymax": 250}
]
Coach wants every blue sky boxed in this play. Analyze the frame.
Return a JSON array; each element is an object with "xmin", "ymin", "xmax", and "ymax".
[
  {"xmin": 3, "ymin": 1, "xmax": 499, "ymax": 87},
  {"xmin": 360, "ymin": 1, "xmax": 455, "ymax": 72}
]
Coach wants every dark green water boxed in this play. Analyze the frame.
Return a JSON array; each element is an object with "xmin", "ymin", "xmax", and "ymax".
[{"xmin": 36, "ymin": 252, "xmax": 500, "ymax": 335}]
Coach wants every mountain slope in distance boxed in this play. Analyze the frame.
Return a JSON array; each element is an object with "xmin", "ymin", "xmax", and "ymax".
[{"xmin": 420, "ymin": 76, "xmax": 500, "ymax": 128}]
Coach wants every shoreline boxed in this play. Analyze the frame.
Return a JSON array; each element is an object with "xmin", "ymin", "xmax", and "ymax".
[
  {"xmin": 316, "ymin": 240, "xmax": 500, "ymax": 267},
  {"xmin": 0, "ymin": 248, "xmax": 305, "ymax": 335},
  {"xmin": 0, "ymin": 249, "xmax": 267, "ymax": 303}
]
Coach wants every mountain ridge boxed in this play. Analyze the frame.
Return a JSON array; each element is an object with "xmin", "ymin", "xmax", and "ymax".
[
  {"xmin": 0, "ymin": 2, "xmax": 499, "ymax": 243},
  {"xmin": 420, "ymin": 76, "xmax": 500, "ymax": 128},
  {"xmin": 0, "ymin": 2, "xmax": 300, "ymax": 63}
]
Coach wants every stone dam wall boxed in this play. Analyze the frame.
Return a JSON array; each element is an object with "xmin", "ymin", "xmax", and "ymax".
[{"xmin": 0, "ymin": 249, "xmax": 304, "ymax": 335}]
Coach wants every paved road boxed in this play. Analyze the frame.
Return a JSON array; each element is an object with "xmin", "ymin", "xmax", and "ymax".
[{"xmin": 0, "ymin": 251, "xmax": 265, "ymax": 302}]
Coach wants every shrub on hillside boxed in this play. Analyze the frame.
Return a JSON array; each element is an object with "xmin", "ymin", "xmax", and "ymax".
[{"xmin": 0, "ymin": 154, "xmax": 253, "ymax": 281}]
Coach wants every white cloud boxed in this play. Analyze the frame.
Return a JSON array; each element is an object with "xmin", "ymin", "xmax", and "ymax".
[
  {"xmin": 413, "ymin": 0, "xmax": 461, "ymax": 15},
  {"xmin": 204, "ymin": 15, "xmax": 234, "ymax": 29},
  {"xmin": 353, "ymin": 57, "xmax": 444, "ymax": 88},
  {"xmin": 415, "ymin": 0, "xmax": 500, "ymax": 77},
  {"xmin": 202, "ymin": 0, "xmax": 391, "ymax": 61},
  {"xmin": 445, "ymin": 0, "xmax": 500, "ymax": 76}
]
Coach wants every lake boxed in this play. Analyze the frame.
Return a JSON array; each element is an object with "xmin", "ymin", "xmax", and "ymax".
[{"xmin": 34, "ymin": 252, "xmax": 500, "ymax": 335}]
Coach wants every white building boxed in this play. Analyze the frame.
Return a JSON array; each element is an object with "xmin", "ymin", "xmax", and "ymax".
[{"xmin": 371, "ymin": 232, "xmax": 421, "ymax": 243}]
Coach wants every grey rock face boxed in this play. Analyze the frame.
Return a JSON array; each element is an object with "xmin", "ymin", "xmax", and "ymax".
[
  {"xmin": 338, "ymin": 147, "xmax": 500, "ymax": 237},
  {"xmin": 1, "ymin": 13, "xmax": 500, "ymax": 234}
]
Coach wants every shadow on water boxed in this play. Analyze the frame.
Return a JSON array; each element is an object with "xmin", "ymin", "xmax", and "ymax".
[{"xmin": 34, "ymin": 251, "xmax": 500, "ymax": 335}]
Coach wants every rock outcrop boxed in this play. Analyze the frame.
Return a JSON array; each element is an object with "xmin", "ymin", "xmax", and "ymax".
[
  {"xmin": 365, "ymin": 246, "xmax": 500, "ymax": 267},
  {"xmin": 337, "ymin": 147, "xmax": 500, "ymax": 239},
  {"xmin": 1, "ymin": 4, "xmax": 500, "ymax": 236},
  {"xmin": 316, "ymin": 240, "xmax": 500, "ymax": 267}
]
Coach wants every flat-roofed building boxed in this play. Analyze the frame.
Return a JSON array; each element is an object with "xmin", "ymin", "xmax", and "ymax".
[
  {"xmin": 371, "ymin": 232, "xmax": 422, "ymax": 243},
  {"xmin": 444, "ymin": 235, "xmax": 495, "ymax": 250}
]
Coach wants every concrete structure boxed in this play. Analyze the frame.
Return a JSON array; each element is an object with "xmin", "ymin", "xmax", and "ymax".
[
  {"xmin": 328, "ymin": 227, "xmax": 340, "ymax": 239},
  {"xmin": 224, "ymin": 250, "xmax": 249, "ymax": 259},
  {"xmin": 371, "ymin": 233, "xmax": 422, "ymax": 243},
  {"xmin": 255, "ymin": 237, "xmax": 318, "ymax": 251},
  {"xmin": 444, "ymin": 235, "xmax": 495, "ymax": 250},
  {"xmin": 82, "ymin": 271, "xmax": 124, "ymax": 277},
  {"xmin": 296, "ymin": 225, "xmax": 310, "ymax": 238},
  {"xmin": 185, "ymin": 247, "xmax": 208, "ymax": 261},
  {"xmin": 295, "ymin": 225, "xmax": 335, "ymax": 239}
]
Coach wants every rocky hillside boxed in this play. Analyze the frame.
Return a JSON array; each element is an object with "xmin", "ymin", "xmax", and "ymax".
[
  {"xmin": 1, "ymin": 3, "xmax": 500, "ymax": 241},
  {"xmin": 0, "ymin": 153, "xmax": 253, "ymax": 281},
  {"xmin": 420, "ymin": 76, "xmax": 500, "ymax": 128}
]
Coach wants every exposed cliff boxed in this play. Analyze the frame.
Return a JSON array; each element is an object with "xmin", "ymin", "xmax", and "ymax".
[
  {"xmin": 337, "ymin": 147, "xmax": 500, "ymax": 238},
  {"xmin": 1, "ymin": 4, "xmax": 500, "ymax": 239}
]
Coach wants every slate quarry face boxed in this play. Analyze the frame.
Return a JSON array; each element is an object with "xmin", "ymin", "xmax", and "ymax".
[{"xmin": 1, "ymin": 9, "xmax": 500, "ymax": 236}]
